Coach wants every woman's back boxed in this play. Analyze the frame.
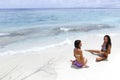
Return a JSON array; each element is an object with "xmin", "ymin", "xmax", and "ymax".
[{"xmin": 74, "ymin": 48, "xmax": 84, "ymax": 64}]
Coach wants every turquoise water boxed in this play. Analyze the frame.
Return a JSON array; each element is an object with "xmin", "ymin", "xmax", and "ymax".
[{"xmin": 0, "ymin": 9, "xmax": 120, "ymax": 55}]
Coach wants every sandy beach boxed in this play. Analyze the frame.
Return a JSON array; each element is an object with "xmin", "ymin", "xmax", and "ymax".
[
  {"xmin": 1, "ymin": 1, "xmax": 120, "ymax": 80},
  {"xmin": 56, "ymin": 34, "xmax": 120, "ymax": 80},
  {"xmin": 0, "ymin": 33, "xmax": 120, "ymax": 80}
]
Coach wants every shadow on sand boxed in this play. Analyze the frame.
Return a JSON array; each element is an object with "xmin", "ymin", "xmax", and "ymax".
[{"xmin": 71, "ymin": 64, "xmax": 83, "ymax": 69}]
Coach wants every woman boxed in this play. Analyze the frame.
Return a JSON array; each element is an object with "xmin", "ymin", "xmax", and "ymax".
[
  {"xmin": 85, "ymin": 35, "xmax": 112, "ymax": 62},
  {"xmin": 71, "ymin": 40, "xmax": 87, "ymax": 67}
]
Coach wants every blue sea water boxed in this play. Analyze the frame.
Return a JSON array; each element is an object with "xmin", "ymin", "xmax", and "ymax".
[{"xmin": 0, "ymin": 8, "xmax": 120, "ymax": 55}]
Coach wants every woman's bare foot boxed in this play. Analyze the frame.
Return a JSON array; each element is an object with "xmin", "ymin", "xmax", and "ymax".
[
  {"xmin": 82, "ymin": 65, "xmax": 89, "ymax": 68},
  {"xmin": 70, "ymin": 60, "xmax": 75, "ymax": 65}
]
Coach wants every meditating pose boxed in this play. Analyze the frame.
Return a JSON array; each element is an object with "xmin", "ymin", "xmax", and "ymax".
[
  {"xmin": 71, "ymin": 40, "xmax": 87, "ymax": 68},
  {"xmin": 85, "ymin": 35, "xmax": 112, "ymax": 62}
]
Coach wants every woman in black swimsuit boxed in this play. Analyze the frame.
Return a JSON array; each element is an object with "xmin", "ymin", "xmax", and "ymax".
[{"xmin": 85, "ymin": 35, "xmax": 112, "ymax": 62}]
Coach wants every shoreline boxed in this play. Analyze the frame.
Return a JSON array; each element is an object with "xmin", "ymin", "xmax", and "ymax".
[{"xmin": 1, "ymin": 8, "xmax": 120, "ymax": 10}]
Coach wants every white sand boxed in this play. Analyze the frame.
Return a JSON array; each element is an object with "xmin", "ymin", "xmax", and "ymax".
[
  {"xmin": 0, "ymin": 34, "xmax": 120, "ymax": 80},
  {"xmin": 56, "ymin": 34, "xmax": 120, "ymax": 80}
]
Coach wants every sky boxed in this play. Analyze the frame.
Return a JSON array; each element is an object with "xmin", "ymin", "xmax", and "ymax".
[{"xmin": 0, "ymin": 0, "xmax": 120, "ymax": 8}]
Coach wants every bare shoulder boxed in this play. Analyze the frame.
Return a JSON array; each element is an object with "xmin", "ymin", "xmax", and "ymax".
[
  {"xmin": 74, "ymin": 48, "xmax": 82, "ymax": 52},
  {"xmin": 77, "ymin": 49, "xmax": 82, "ymax": 53},
  {"xmin": 78, "ymin": 49, "xmax": 82, "ymax": 53}
]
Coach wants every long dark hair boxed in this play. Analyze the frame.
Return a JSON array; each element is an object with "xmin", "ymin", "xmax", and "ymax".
[
  {"xmin": 74, "ymin": 40, "xmax": 81, "ymax": 49},
  {"xmin": 104, "ymin": 35, "xmax": 112, "ymax": 50}
]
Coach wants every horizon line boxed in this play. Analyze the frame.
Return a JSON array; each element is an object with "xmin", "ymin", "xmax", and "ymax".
[{"xmin": 0, "ymin": 7, "xmax": 120, "ymax": 10}]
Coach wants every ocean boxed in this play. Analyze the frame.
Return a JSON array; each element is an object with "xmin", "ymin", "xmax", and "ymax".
[{"xmin": 0, "ymin": 8, "xmax": 120, "ymax": 55}]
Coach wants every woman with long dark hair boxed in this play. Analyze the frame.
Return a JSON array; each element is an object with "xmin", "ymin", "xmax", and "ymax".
[{"xmin": 85, "ymin": 35, "xmax": 112, "ymax": 62}]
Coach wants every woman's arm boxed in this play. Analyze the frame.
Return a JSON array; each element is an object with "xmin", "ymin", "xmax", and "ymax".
[{"xmin": 85, "ymin": 50, "xmax": 101, "ymax": 54}]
